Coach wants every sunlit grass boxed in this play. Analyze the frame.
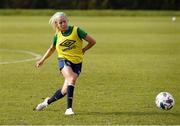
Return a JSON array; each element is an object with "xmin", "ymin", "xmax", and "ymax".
[{"xmin": 0, "ymin": 15, "xmax": 180, "ymax": 125}]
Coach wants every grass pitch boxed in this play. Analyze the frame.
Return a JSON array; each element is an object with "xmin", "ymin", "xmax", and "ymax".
[{"xmin": 0, "ymin": 15, "xmax": 180, "ymax": 125}]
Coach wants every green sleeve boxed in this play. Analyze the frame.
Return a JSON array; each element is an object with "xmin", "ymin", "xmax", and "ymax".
[
  {"xmin": 52, "ymin": 34, "xmax": 57, "ymax": 46},
  {"xmin": 77, "ymin": 27, "xmax": 88, "ymax": 40}
]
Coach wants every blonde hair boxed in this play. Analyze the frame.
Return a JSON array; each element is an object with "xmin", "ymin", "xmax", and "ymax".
[{"xmin": 49, "ymin": 12, "xmax": 68, "ymax": 30}]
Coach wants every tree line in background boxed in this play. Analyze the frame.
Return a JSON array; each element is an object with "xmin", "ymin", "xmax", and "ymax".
[{"xmin": 0, "ymin": 0, "xmax": 179, "ymax": 10}]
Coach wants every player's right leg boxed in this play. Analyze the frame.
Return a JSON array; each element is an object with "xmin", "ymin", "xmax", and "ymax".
[
  {"xmin": 35, "ymin": 97, "xmax": 50, "ymax": 111},
  {"xmin": 35, "ymin": 80, "xmax": 67, "ymax": 111},
  {"xmin": 47, "ymin": 80, "xmax": 67, "ymax": 105}
]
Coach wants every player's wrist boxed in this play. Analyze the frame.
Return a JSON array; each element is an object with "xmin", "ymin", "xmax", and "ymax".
[{"xmin": 82, "ymin": 48, "xmax": 86, "ymax": 54}]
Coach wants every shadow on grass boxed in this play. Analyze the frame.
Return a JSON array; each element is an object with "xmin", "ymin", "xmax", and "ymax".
[{"xmin": 78, "ymin": 111, "xmax": 180, "ymax": 116}]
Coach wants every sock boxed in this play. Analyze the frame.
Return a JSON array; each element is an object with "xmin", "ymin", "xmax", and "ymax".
[
  {"xmin": 47, "ymin": 89, "xmax": 66, "ymax": 105},
  {"xmin": 67, "ymin": 85, "xmax": 74, "ymax": 109}
]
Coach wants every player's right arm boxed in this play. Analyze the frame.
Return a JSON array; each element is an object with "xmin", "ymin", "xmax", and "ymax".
[{"xmin": 36, "ymin": 44, "xmax": 56, "ymax": 68}]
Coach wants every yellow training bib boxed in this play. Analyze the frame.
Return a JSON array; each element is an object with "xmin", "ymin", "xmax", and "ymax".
[{"xmin": 56, "ymin": 26, "xmax": 83, "ymax": 64}]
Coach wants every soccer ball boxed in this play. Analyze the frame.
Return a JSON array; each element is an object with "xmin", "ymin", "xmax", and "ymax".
[
  {"xmin": 155, "ymin": 92, "xmax": 175, "ymax": 110},
  {"xmin": 172, "ymin": 16, "xmax": 176, "ymax": 21}
]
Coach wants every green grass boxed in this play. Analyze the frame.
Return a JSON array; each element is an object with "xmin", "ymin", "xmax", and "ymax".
[
  {"xmin": 0, "ymin": 9, "xmax": 180, "ymax": 16},
  {"xmin": 0, "ymin": 15, "xmax": 180, "ymax": 125}
]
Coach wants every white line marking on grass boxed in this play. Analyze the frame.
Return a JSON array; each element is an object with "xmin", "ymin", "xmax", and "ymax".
[{"xmin": 0, "ymin": 49, "xmax": 41, "ymax": 65}]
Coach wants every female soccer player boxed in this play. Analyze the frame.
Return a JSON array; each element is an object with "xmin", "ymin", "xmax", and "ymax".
[{"xmin": 35, "ymin": 12, "xmax": 96, "ymax": 115}]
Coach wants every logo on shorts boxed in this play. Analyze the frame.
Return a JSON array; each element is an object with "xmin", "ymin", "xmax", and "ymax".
[{"xmin": 66, "ymin": 61, "xmax": 71, "ymax": 66}]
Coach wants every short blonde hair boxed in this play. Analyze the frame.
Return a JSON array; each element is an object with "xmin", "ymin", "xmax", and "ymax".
[{"xmin": 49, "ymin": 12, "xmax": 68, "ymax": 30}]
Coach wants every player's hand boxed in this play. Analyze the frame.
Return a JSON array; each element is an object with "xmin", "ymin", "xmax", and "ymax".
[
  {"xmin": 36, "ymin": 59, "xmax": 44, "ymax": 68},
  {"xmin": 82, "ymin": 48, "xmax": 86, "ymax": 54}
]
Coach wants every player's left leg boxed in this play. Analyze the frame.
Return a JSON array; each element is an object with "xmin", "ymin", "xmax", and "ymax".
[{"xmin": 61, "ymin": 65, "xmax": 78, "ymax": 115}]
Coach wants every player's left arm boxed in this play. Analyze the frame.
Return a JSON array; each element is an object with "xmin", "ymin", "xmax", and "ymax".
[{"xmin": 82, "ymin": 35, "xmax": 96, "ymax": 54}]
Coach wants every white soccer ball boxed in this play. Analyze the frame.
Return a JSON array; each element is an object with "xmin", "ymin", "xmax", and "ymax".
[
  {"xmin": 172, "ymin": 16, "xmax": 176, "ymax": 21},
  {"xmin": 155, "ymin": 92, "xmax": 175, "ymax": 110}
]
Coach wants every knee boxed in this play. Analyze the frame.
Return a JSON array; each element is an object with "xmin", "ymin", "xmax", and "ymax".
[
  {"xmin": 68, "ymin": 75, "xmax": 77, "ymax": 84},
  {"xmin": 61, "ymin": 88, "xmax": 67, "ymax": 95}
]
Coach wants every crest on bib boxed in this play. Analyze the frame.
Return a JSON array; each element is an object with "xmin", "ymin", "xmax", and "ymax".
[{"xmin": 60, "ymin": 39, "xmax": 76, "ymax": 47}]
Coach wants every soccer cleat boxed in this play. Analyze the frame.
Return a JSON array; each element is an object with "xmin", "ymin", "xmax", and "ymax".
[
  {"xmin": 35, "ymin": 97, "xmax": 50, "ymax": 111},
  {"xmin": 65, "ymin": 108, "xmax": 74, "ymax": 115}
]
